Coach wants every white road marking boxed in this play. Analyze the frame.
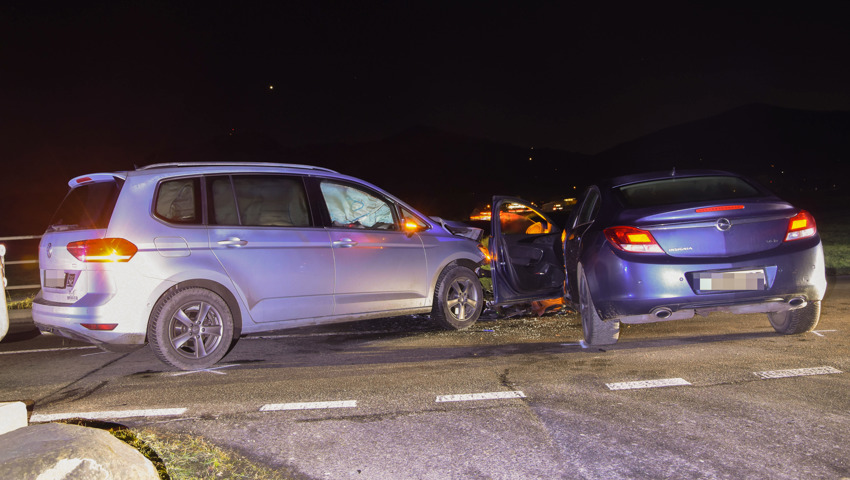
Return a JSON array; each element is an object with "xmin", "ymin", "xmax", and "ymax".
[
  {"xmin": 753, "ymin": 366, "xmax": 842, "ymax": 379},
  {"xmin": 0, "ymin": 346, "xmax": 98, "ymax": 356},
  {"xmin": 31, "ymin": 407, "xmax": 187, "ymax": 423},
  {"xmin": 169, "ymin": 365, "xmax": 238, "ymax": 376},
  {"xmin": 811, "ymin": 330, "xmax": 837, "ymax": 337},
  {"xmin": 260, "ymin": 400, "xmax": 358, "ymax": 411},
  {"xmin": 606, "ymin": 378, "xmax": 692, "ymax": 391},
  {"xmin": 435, "ymin": 391, "xmax": 526, "ymax": 403}
]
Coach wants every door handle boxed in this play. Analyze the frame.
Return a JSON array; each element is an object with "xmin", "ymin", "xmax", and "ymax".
[
  {"xmin": 218, "ymin": 237, "xmax": 248, "ymax": 247},
  {"xmin": 333, "ymin": 238, "xmax": 357, "ymax": 248}
]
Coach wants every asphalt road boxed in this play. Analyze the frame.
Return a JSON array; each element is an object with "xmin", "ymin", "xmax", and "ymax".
[{"xmin": 2, "ymin": 280, "xmax": 849, "ymax": 479}]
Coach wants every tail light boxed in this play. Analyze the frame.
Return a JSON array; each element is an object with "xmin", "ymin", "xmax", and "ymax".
[
  {"xmin": 66, "ymin": 238, "xmax": 138, "ymax": 262},
  {"xmin": 604, "ymin": 226, "xmax": 664, "ymax": 253},
  {"xmin": 784, "ymin": 210, "xmax": 817, "ymax": 242}
]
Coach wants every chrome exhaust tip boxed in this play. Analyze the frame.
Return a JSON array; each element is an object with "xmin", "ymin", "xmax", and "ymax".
[
  {"xmin": 651, "ymin": 307, "xmax": 673, "ymax": 319},
  {"xmin": 788, "ymin": 297, "xmax": 807, "ymax": 308}
]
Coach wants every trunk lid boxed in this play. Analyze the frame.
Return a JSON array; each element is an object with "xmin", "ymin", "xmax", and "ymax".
[{"xmin": 621, "ymin": 201, "xmax": 795, "ymax": 258}]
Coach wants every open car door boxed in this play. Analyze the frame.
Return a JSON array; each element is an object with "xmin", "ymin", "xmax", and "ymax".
[{"xmin": 489, "ymin": 196, "xmax": 566, "ymax": 306}]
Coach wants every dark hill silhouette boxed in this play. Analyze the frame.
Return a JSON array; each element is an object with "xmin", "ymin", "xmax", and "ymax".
[
  {"xmin": 2, "ymin": 104, "xmax": 849, "ymax": 236},
  {"xmin": 595, "ymin": 104, "xmax": 850, "ymax": 207}
]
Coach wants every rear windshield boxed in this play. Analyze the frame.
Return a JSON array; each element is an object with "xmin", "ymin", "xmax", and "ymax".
[
  {"xmin": 48, "ymin": 179, "xmax": 123, "ymax": 231},
  {"xmin": 615, "ymin": 176, "xmax": 761, "ymax": 208}
]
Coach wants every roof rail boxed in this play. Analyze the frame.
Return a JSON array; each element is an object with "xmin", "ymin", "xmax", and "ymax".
[{"xmin": 137, "ymin": 162, "xmax": 338, "ymax": 173}]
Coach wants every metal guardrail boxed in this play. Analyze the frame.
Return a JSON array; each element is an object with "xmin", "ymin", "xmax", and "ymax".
[{"xmin": 0, "ymin": 235, "xmax": 42, "ymax": 291}]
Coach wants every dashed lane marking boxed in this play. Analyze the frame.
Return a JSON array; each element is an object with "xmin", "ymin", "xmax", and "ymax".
[
  {"xmin": 753, "ymin": 366, "xmax": 843, "ymax": 379},
  {"xmin": 30, "ymin": 408, "xmax": 188, "ymax": 423},
  {"xmin": 606, "ymin": 378, "xmax": 692, "ymax": 391},
  {"xmin": 435, "ymin": 391, "xmax": 526, "ymax": 403},
  {"xmin": 169, "ymin": 365, "xmax": 238, "ymax": 376},
  {"xmin": 260, "ymin": 400, "xmax": 357, "ymax": 411},
  {"xmin": 0, "ymin": 346, "xmax": 98, "ymax": 356}
]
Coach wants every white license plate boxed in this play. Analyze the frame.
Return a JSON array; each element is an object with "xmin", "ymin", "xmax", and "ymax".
[
  {"xmin": 44, "ymin": 270, "xmax": 66, "ymax": 289},
  {"xmin": 695, "ymin": 269, "xmax": 765, "ymax": 291}
]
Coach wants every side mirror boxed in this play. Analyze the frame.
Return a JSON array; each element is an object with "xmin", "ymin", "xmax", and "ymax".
[{"xmin": 402, "ymin": 218, "xmax": 424, "ymax": 236}]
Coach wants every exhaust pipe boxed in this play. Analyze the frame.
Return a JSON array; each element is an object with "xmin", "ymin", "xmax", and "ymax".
[
  {"xmin": 651, "ymin": 307, "xmax": 673, "ymax": 319},
  {"xmin": 788, "ymin": 297, "xmax": 807, "ymax": 308}
]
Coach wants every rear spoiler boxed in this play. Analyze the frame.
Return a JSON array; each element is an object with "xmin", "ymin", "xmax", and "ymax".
[{"xmin": 431, "ymin": 217, "xmax": 483, "ymax": 242}]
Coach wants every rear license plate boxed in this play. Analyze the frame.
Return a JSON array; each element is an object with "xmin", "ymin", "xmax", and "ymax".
[
  {"xmin": 44, "ymin": 270, "xmax": 67, "ymax": 289},
  {"xmin": 694, "ymin": 269, "xmax": 766, "ymax": 291}
]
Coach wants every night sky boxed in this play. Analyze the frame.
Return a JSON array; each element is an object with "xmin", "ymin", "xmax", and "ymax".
[{"xmin": 2, "ymin": 2, "xmax": 850, "ymax": 233}]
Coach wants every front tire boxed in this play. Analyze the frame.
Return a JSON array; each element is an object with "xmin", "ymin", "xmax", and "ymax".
[
  {"xmin": 768, "ymin": 301, "xmax": 821, "ymax": 334},
  {"xmin": 431, "ymin": 265, "xmax": 483, "ymax": 330},
  {"xmin": 148, "ymin": 287, "xmax": 235, "ymax": 370},
  {"xmin": 578, "ymin": 265, "xmax": 619, "ymax": 345}
]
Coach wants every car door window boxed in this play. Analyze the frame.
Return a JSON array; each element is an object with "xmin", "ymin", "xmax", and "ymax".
[
  {"xmin": 320, "ymin": 181, "xmax": 397, "ymax": 230},
  {"xmin": 575, "ymin": 189, "xmax": 600, "ymax": 227},
  {"xmin": 499, "ymin": 203, "xmax": 552, "ymax": 235},
  {"xmin": 208, "ymin": 175, "xmax": 310, "ymax": 227}
]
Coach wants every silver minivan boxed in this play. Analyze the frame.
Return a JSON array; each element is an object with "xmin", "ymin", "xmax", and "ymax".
[{"xmin": 33, "ymin": 163, "xmax": 487, "ymax": 370}]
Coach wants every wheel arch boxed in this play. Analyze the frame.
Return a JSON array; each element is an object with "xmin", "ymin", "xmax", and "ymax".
[
  {"xmin": 149, "ymin": 279, "xmax": 244, "ymax": 340},
  {"xmin": 427, "ymin": 258, "xmax": 483, "ymax": 303}
]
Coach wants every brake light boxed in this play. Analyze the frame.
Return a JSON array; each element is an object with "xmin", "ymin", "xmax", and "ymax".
[
  {"xmin": 604, "ymin": 226, "xmax": 664, "ymax": 253},
  {"xmin": 695, "ymin": 205, "xmax": 745, "ymax": 213},
  {"xmin": 66, "ymin": 238, "xmax": 138, "ymax": 262},
  {"xmin": 784, "ymin": 210, "xmax": 817, "ymax": 242},
  {"xmin": 81, "ymin": 323, "xmax": 118, "ymax": 331}
]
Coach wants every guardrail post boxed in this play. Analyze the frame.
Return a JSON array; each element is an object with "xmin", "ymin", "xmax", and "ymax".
[{"xmin": 1, "ymin": 244, "xmax": 8, "ymax": 341}]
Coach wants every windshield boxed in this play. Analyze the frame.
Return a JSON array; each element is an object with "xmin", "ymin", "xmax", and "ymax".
[
  {"xmin": 615, "ymin": 176, "xmax": 762, "ymax": 208},
  {"xmin": 48, "ymin": 179, "xmax": 123, "ymax": 231}
]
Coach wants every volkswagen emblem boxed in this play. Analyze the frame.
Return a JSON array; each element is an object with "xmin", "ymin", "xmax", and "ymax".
[
  {"xmin": 47, "ymin": 243, "xmax": 53, "ymax": 258},
  {"xmin": 716, "ymin": 218, "xmax": 732, "ymax": 232}
]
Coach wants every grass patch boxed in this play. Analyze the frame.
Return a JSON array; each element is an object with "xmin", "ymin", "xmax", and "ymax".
[
  {"xmin": 129, "ymin": 429, "xmax": 295, "ymax": 480},
  {"xmin": 117, "ymin": 427, "xmax": 296, "ymax": 480},
  {"xmin": 817, "ymin": 211, "xmax": 850, "ymax": 275},
  {"xmin": 6, "ymin": 294, "xmax": 34, "ymax": 309}
]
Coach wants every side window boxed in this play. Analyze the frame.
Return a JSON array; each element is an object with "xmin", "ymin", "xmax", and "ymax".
[
  {"xmin": 208, "ymin": 177, "xmax": 239, "ymax": 225},
  {"xmin": 575, "ymin": 189, "xmax": 600, "ymax": 227},
  {"xmin": 208, "ymin": 175, "xmax": 310, "ymax": 227},
  {"xmin": 320, "ymin": 181, "xmax": 397, "ymax": 230},
  {"xmin": 400, "ymin": 206, "xmax": 429, "ymax": 230},
  {"xmin": 499, "ymin": 202, "xmax": 551, "ymax": 235},
  {"xmin": 155, "ymin": 178, "xmax": 201, "ymax": 224}
]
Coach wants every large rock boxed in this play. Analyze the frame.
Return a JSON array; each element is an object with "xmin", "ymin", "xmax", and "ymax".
[{"xmin": 0, "ymin": 422, "xmax": 159, "ymax": 479}]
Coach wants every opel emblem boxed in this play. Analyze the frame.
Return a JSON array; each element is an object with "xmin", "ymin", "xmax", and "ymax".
[
  {"xmin": 47, "ymin": 243, "xmax": 53, "ymax": 258},
  {"xmin": 716, "ymin": 218, "xmax": 732, "ymax": 232}
]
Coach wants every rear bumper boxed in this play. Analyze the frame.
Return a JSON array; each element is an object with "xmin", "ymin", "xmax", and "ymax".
[
  {"xmin": 586, "ymin": 239, "xmax": 827, "ymax": 322},
  {"xmin": 32, "ymin": 289, "xmax": 153, "ymax": 346}
]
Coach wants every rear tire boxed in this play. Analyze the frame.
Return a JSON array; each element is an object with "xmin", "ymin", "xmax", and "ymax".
[
  {"xmin": 431, "ymin": 265, "xmax": 483, "ymax": 330},
  {"xmin": 148, "ymin": 287, "xmax": 235, "ymax": 370},
  {"xmin": 578, "ymin": 265, "xmax": 619, "ymax": 345},
  {"xmin": 768, "ymin": 301, "xmax": 820, "ymax": 334}
]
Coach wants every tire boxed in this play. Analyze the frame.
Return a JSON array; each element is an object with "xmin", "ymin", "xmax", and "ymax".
[
  {"xmin": 148, "ymin": 287, "xmax": 235, "ymax": 370},
  {"xmin": 431, "ymin": 265, "xmax": 484, "ymax": 330},
  {"xmin": 768, "ymin": 301, "xmax": 821, "ymax": 334},
  {"xmin": 578, "ymin": 265, "xmax": 619, "ymax": 345}
]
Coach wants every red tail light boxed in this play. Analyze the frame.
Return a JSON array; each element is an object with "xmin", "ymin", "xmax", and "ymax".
[
  {"xmin": 66, "ymin": 238, "xmax": 138, "ymax": 262},
  {"xmin": 604, "ymin": 226, "xmax": 664, "ymax": 253},
  {"xmin": 81, "ymin": 323, "xmax": 118, "ymax": 331},
  {"xmin": 784, "ymin": 210, "xmax": 817, "ymax": 242}
]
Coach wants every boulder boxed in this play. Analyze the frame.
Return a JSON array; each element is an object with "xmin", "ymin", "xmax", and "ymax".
[{"xmin": 0, "ymin": 422, "xmax": 159, "ymax": 479}]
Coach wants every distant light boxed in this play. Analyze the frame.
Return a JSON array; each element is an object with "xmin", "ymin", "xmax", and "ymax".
[{"xmin": 269, "ymin": 85, "xmax": 275, "ymax": 90}]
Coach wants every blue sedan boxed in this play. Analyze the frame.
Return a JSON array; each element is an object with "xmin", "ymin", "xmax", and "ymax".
[{"xmin": 489, "ymin": 170, "xmax": 827, "ymax": 345}]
